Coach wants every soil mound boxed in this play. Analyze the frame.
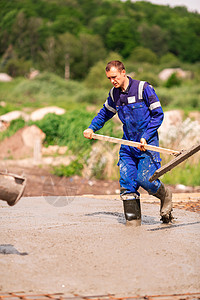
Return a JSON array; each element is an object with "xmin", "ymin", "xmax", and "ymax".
[{"xmin": 0, "ymin": 125, "xmax": 45, "ymax": 160}]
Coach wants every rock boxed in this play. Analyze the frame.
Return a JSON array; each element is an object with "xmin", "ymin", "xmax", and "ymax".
[
  {"xmin": 159, "ymin": 110, "xmax": 183, "ymax": 147},
  {"xmin": 41, "ymin": 155, "xmax": 75, "ymax": 166},
  {"xmin": 30, "ymin": 106, "xmax": 66, "ymax": 121},
  {"xmin": 28, "ymin": 69, "xmax": 40, "ymax": 79},
  {"xmin": 42, "ymin": 145, "xmax": 68, "ymax": 155},
  {"xmin": 175, "ymin": 184, "xmax": 193, "ymax": 192},
  {"xmin": 189, "ymin": 111, "xmax": 200, "ymax": 124},
  {"xmin": 0, "ymin": 73, "xmax": 12, "ymax": 82},
  {"xmin": 22, "ymin": 125, "xmax": 46, "ymax": 148},
  {"xmin": 158, "ymin": 68, "xmax": 191, "ymax": 81},
  {"xmin": 83, "ymin": 142, "xmax": 119, "ymax": 179},
  {"xmin": 0, "ymin": 120, "xmax": 10, "ymax": 132},
  {"xmin": 0, "ymin": 101, "xmax": 6, "ymax": 107},
  {"xmin": 0, "ymin": 110, "xmax": 29, "ymax": 122},
  {"xmin": 159, "ymin": 111, "xmax": 200, "ymax": 151}
]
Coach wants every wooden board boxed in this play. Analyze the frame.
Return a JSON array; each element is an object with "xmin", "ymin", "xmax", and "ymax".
[{"xmin": 149, "ymin": 142, "xmax": 200, "ymax": 182}]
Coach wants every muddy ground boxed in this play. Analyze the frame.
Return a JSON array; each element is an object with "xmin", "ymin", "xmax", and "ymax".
[
  {"xmin": 0, "ymin": 162, "xmax": 200, "ymax": 298},
  {"xmin": 0, "ymin": 194, "xmax": 200, "ymax": 298}
]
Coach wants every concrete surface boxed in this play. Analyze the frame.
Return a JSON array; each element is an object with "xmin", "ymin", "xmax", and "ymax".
[{"xmin": 0, "ymin": 195, "xmax": 200, "ymax": 297}]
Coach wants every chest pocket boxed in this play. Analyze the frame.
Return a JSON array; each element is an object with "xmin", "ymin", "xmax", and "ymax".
[{"xmin": 124, "ymin": 102, "xmax": 147, "ymax": 124}]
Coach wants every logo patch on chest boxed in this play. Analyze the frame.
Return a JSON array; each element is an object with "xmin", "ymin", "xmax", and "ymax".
[{"xmin": 127, "ymin": 96, "xmax": 136, "ymax": 103}]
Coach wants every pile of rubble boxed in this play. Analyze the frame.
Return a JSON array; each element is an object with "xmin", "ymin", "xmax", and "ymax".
[{"xmin": 159, "ymin": 110, "xmax": 200, "ymax": 152}]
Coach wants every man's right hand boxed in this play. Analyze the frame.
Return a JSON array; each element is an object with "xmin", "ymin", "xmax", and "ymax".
[{"xmin": 83, "ymin": 128, "xmax": 94, "ymax": 139}]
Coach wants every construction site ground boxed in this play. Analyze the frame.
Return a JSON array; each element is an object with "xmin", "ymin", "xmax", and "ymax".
[{"xmin": 0, "ymin": 164, "xmax": 200, "ymax": 299}]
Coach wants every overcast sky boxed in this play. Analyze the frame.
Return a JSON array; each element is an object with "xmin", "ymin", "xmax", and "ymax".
[{"xmin": 128, "ymin": 0, "xmax": 200, "ymax": 13}]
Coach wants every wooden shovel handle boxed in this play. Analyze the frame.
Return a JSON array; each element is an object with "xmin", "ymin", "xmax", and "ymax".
[{"xmin": 92, "ymin": 133, "xmax": 180, "ymax": 156}]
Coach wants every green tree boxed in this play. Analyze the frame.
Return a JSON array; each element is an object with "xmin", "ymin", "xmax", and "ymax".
[
  {"xmin": 139, "ymin": 23, "xmax": 169, "ymax": 56},
  {"xmin": 128, "ymin": 47, "xmax": 158, "ymax": 64},
  {"xmin": 79, "ymin": 33, "xmax": 107, "ymax": 77},
  {"xmin": 105, "ymin": 17, "xmax": 139, "ymax": 58},
  {"xmin": 57, "ymin": 32, "xmax": 82, "ymax": 79},
  {"xmin": 11, "ymin": 11, "xmax": 30, "ymax": 59},
  {"xmin": 84, "ymin": 52, "xmax": 123, "ymax": 89},
  {"xmin": 159, "ymin": 52, "xmax": 181, "ymax": 67},
  {"xmin": 39, "ymin": 36, "xmax": 59, "ymax": 74},
  {"xmin": 0, "ymin": 9, "xmax": 18, "ymax": 55}
]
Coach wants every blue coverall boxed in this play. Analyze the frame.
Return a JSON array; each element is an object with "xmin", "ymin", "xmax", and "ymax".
[{"xmin": 89, "ymin": 77, "xmax": 164, "ymax": 196}]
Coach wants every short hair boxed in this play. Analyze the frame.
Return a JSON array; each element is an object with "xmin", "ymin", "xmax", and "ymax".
[{"xmin": 105, "ymin": 60, "xmax": 125, "ymax": 72}]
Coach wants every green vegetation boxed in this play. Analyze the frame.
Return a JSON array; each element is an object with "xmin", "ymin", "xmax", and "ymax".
[
  {"xmin": 52, "ymin": 160, "xmax": 84, "ymax": 177},
  {"xmin": 32, "ymin": 110, "xmax": 96, "ymax": 152},
  {"xmin": 0, "ymin": 0, "xmax": 200, "ymax": 79},
  {"xmin": 0, "ymin": 0, "xmax": 199, "ymax": 184},
  {"xmin": 0, "ymin": 118, "xmax": 25, "ymax": 141},
  {"xmin": 162, "ymin": 161, "xmax": 200, "ymax": 186}
]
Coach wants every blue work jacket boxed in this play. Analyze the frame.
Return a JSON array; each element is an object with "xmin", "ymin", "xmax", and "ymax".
[{"xmin": 89, "ymin": 77, "xmax": 164, "ymax": 157}]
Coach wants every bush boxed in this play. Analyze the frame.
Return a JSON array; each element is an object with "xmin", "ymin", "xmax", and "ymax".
[
  {"xmin": 128, "ymin": 47, "xmax": 158, "ymax": 64},
  {"xmin": 159, "ymin": 52, "xmax": 181, "ymax": 67},
  {"xmin": 164, "ymin": 73, "xmax": 181, "ymax": 88},
  {"xmin": 32, "ymin": 110, "xmax": 96, "ymax": 153},
  {"xmin": 74, "ymin": 88, "xmax": 107, "ymax": 104},
  {"xmin": 0, "ymin": 118, "xmax": 25, "ymax": 141},
  {"xmin": 84, "ymin": 61, "xmax": 111, "ymax": 89},
  {"xmin": 52, "ymin": 160, "xmax": 84, "ymax": 177},
  {"xmin": 137, "ymin": 72, "xmax": 159, "ymax": 87},
  {"xmin": 3, "ymin": 59, "xmax": 32, "ymax": 77},
  {"xmin": 162, "ymin": 161, "xmax": 200, "ymax": 186},
  {"xmin": 156, "ymin": 87, "xmax": 173, "ymax": 107},
  {"xmin": 156, "ymin": 84, "xmax": 200, "ymax": 110}
]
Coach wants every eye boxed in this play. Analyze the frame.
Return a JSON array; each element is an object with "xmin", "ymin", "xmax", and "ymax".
[{"xmin": 108, "ymin": 76, "xmax": 116, "ymax": 80}]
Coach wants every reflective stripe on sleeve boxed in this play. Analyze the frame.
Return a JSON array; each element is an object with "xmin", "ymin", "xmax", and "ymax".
[
  {"xmin": 138, "ymin": 81, "xmax": 145, "ymax": 100},
  {"xmin": 110, "ymin": 87, "xmax": 114, "ymax": 102},
  {"xmin": 105, "ymin": 100, "xmax": 117, "ymax": 114},
  {"xmin": 149, "ymin": 101, "xmax": 161, "ymax": 110}
]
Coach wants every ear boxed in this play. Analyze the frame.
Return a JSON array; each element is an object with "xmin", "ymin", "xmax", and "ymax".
[{"xmin": 121, "ymin": 69, "xmax": 126, "ymax": 76}]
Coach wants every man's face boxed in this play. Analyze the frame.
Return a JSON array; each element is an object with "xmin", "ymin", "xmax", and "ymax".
[{"xmin": 106, "ymin": 67, "xmax": 126, "ymax": 89}]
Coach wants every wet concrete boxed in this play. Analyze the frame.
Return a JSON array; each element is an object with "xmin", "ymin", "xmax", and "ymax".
[{"xmin": 0, "ymin": 195, "xmax": 199, "ymax": 297}]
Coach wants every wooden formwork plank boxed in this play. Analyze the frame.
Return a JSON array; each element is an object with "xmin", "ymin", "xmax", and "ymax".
[{"xmin": 149, "ymin": 142, "xmax": 200, "ymax": 182}]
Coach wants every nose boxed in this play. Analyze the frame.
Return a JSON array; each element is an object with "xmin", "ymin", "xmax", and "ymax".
[{"xmin": 110, "ymin": 78, "xmax": 115, "ymax": 84}]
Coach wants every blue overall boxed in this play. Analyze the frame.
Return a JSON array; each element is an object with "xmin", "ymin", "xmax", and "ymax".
[{"xmin": 89, "ymin": 77, "xmax": 164, "ymax": 196}]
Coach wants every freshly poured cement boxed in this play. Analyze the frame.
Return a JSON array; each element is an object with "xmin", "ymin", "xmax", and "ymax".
[{"xmin": 0, "ymin": 195, "xmax": 199, "ymax": 297}]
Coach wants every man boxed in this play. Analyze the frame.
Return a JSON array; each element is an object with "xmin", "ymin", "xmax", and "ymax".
[{"xmin": 83, "ymin": 60, "xmax": 172, "ymax": 224}]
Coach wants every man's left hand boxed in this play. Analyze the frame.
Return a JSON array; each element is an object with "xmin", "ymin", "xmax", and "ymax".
[{"xmin": 138, "ymin": 138, "xmax": 147, "ymax": 151}]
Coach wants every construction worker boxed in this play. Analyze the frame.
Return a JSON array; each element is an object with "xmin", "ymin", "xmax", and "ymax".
[{"xmin": 83, "ymin": 60, "xmax": 173, "ymax": 224}]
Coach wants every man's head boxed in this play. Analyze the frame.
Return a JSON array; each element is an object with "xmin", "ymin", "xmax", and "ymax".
[
  {"xmin": 105, "ymin": 60, "xmax": 125, "ymax": 73},
  {"xmin": 105, "ymin": 60, "xmax": 128, "ymax": 91}
]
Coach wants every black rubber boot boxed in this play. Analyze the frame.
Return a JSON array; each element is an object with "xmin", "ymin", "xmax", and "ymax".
[
  {"xmin": 153, "ymin": 183, "xmax": 173, "ymax": 223},
  {"xmin": 121, "ymin": 192, "xmax": 141, "ymax": 225}
]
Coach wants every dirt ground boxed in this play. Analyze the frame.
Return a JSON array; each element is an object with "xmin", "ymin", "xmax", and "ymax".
[
  {"xmin": 0, "ymin": 161, "xmax": 200, "ymax": 215},
  {"xmin": 0, "ymin": 162, "xmax": 199, "ymax": 196}
]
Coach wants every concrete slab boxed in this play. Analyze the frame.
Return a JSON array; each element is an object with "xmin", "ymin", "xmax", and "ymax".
[{"xmin": 0, "ymin": 196, "xmax": 199, "ymax": 297}]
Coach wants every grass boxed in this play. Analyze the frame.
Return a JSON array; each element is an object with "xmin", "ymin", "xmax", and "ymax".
[
  {"xmin": 52, "ymin": 160, "xmax": 84, "ymax": 177},
  {"xmin": 162, "ymin": 161, "xmax": 200, "ymax": 186},
  {"xmin": 0, "ymin": 118, "xmax": 26, "ymax": 141}
]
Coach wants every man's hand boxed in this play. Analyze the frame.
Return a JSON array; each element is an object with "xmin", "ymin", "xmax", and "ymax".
[
  {"xmin": 138, "ymin": 138, "xmax": 147, "ymax": 151},
  {"xmin": 83, "ymin": 128, "xmax": 94, "ymax": 139}
]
